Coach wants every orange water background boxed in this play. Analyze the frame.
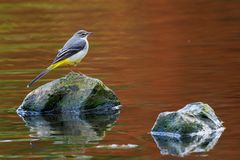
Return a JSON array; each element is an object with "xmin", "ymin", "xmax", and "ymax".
[{"xmin": 0, "ymin": 0, "xmax": 239, "ymax": 159}]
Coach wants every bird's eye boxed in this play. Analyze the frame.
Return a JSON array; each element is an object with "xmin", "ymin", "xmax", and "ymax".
[{"xmin": 80, "ymin": 33, "xmax": 85, "ymax": 36}]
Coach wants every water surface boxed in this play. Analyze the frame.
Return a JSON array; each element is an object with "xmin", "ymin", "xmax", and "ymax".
[{"xmin": 0, "ymin": 0, "xmax": 239, "ymax": 159}]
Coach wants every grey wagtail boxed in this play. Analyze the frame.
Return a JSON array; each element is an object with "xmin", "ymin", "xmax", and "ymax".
[{"xmin": 27, "ymin": 30, "xmax": 92, "ymax": 88}]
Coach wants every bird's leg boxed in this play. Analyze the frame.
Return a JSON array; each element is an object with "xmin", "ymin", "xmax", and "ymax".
[
  {"xmin": 78, "ymin": 71, "xmax": 85, "ymax": 76},
  {"xmin": 68, "ymin": 65, "xmax": 75, "ymax": 73},
  {"xmin": 69, "ymin": 64, "xmax": 85, "ymax": 76}
]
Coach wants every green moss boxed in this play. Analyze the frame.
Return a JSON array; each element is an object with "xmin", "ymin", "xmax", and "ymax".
[
  {"xmin": 152, "ymin": 113, "xmax": 204, "ymax": 134},
  {"xmin": 202, "ymin": 104, "xmax": 213, "ymax": 114},
  {"xmin": 43, "ymin": 89, "xmax": 67, "ymax": 112},
  {"xmin": 153, "ymin": 113, "xmax": 178, "ymax": 132},
  {"xmin": 180, "ymin": 122, "xmax": 203, "ymax": 134},
  {"xmin": 152, "ymin": 102, "xmax": 223, "ymax": 136},
  {"xmin": 82, "ymin": 83, "xmax": 119, "ymax": 110},
  {"xmin": 19, "ymin": 72, "xmax": 120, "ymax": 115}
]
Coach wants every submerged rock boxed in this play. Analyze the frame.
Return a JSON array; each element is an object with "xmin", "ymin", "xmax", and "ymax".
[
  {"xmin": 151, "ymin": 102, "xmax": 224, "ymax": 136},
  {"xmin": 17, "ymin": 72, "xmax": 121, "ymax": 115}
]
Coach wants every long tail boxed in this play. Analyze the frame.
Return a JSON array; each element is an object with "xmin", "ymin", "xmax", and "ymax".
[{"xmin": 27, "ymin": 62, "xmax": 61, "ymax": 88}]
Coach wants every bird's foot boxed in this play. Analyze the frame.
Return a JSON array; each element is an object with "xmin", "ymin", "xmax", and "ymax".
[
  {"xmin": 78, "ymin": 72, "xmax": 85, "ymax": 76},
  {"xmin": 70, "ymin": 69, "xmax": 85, "ymax": 76}
]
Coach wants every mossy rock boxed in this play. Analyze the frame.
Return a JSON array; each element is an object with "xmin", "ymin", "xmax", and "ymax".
[
  {"xmin": 17, "ymin": 72, "xmax": 121, "ymax": 115},
  {"xmin": 151, "ymin": 102, "xmax": 224, "ymax": 136}
]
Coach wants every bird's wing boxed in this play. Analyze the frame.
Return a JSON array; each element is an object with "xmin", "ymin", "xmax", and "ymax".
[
  {"xmin": 52, "ymin": 38, "xmax": 86, "ymax": 64},
  {"xmin": 53, "ymin": 49, "xmax": 80, "ymax": 64}
]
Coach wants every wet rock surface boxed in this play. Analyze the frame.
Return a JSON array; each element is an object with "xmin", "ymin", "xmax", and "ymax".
[
  {"xmin": 151, "ymin": 102, "xmax": 225, "ymax": 156},
  {"xmin": 17, "ymin": 72, "xmax": 121, "ymax": 116},
  {"xmin": 151, "ymin": 102, "xmax": 224, "ymax": 136}
]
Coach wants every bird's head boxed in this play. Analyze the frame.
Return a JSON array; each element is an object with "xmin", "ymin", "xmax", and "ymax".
[{"xmin": 75, "ymin": 30, "xmax": 92, "ymax": 38}]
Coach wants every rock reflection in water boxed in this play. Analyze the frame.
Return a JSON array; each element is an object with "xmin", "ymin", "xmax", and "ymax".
[
  {"xmin": 152, "ymin": 129, "xmax": 224, "ymax": 157},
  {"xmin": 19, "ymin": 112, "xmax": 119, "ymax": 145}
]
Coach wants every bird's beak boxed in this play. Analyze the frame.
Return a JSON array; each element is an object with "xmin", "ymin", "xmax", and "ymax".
[{"xmin": 87, "ymin": 32, "xmax": 92, "ymax": 35}]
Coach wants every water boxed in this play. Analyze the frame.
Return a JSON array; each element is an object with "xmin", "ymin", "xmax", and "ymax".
[{"xmin": 0, "ymin": 0, "xmax": 239, "ymax": 159}]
